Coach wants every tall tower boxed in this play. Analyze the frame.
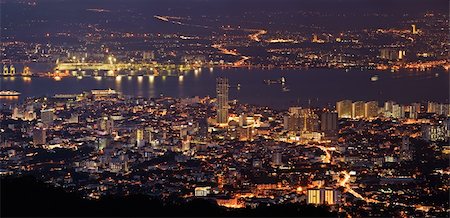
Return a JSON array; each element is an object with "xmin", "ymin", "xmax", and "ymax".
[
  {"xmin": 411, "ymin": 24, "xmax": 418, "ymax": 34},
  {"xmin": 216, "ymin": 77, "xmax": 229, "ymax": 124}
]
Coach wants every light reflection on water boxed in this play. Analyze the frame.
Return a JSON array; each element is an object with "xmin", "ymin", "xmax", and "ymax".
[{"xmin": 0, "ymin": 68, "xmax": 448, "ymax": 109}]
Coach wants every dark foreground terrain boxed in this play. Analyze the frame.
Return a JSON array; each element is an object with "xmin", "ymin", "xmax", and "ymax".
[{"xmin": 1, "ymin": 176, "xmax": 336, "ymax": 217}]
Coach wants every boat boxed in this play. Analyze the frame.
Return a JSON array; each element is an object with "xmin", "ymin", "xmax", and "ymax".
[
  {"xmin": 0, "ymin": 90, "xmax": 21, "ymax": 96},
  {"xmin": 371, "ymin": 75, "xmax": 379, "ymax": 82}
]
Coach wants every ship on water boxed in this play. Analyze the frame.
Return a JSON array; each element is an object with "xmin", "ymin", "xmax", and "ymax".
[
  {"xmin": 0, "ymin": 90, "xmax": 21, "ymax": 96},
  {"xmin": 264, "ymin": 76, "xmax": 286, "ymax": 85}
]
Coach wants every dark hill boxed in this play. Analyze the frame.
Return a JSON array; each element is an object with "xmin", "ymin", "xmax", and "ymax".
[{"xmin": 1, "ymin": 176, "xmax": 337, "ymax": 217}]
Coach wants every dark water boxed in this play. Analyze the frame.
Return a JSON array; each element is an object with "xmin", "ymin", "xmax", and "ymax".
[{"xmin": 0, "ymin": 66, "xmax": 448, "ymax": 109}]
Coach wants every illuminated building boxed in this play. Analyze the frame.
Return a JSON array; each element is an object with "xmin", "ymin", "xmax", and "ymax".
[
  {"xmin": 216, "ymin": 77, "xmax": 229, "ymax": 124},
  {"xmin": 351, "ymin": 101, "xmax": 365, "ymax": 119},
  {"xmin": 97, "ymin": 116, "xmax": 114, "ymax": 134},
  {"xmin": 12, "ymin": 106, "xmax": 36, "ymax": 121},
  {"xmin": 422, "ymin": 122, "xmax": 449, "ymax": 142},
  {"xmin": 379, "ymin": 48, "xmax": 405, "ymax": 61},
  {"xmin": 312, "ymin": 34, "xmax": 324, "ymax": 43},
  {"xmin": 33, "ymin": 127, "xmax": 46, "ymax": 145},
  {"xmin": 181, "ymin": 136, "xmax": 191, "ymax": 151},
  {"xmin": 271, "ymin": 151, "xmax": 282, "ymax": 166},
  {"xmin": 238, "ymin": 126, "xmax": 253, "ymax": 141},
  {"xmin": 392, "ymin": 104, "xmax": 405, "ymax": 118},
  {"xmin": 384, "ymin": 101, "xmax": 394, "ymax": 113},
  {"xmin": 427, "ymin": 102, "xmax": 438, "ymax": 113},
  {"xmin": 144, "ymin": 127, "xmax": 154, "ymax": 145},
  {"xmin": 67, "ymin": 113, "xmax": 79, "ymax": 124},
  {"xmin": 320, "ymin": 111, "xmax": 338, "ymax": 135},
  {"xmin": 90, "ymin": 89, "xmax": 119, "ymax": 100},
  {"xmin": 97, "ymin": 137, "xmax": 110, "ymax": 151},
  {"xmin": 197, "ymin": 117, "xmax": 209, "ymax": 138},
  {"xmin": 307, "ymin": 189, "xmax": 321, "ymax": 204},
  {"xmin": 336, "ymin": 100, "xmax": 352, "ymax": 118},
  {"xmin": 364, "ymin": 101, "xmax": 379, "ymax": 118},
  {"xmin": 400, "ymin": 136, "xmax": 413, "ymax": 161},
  {"xmin": 142, "ymin": 51, "xmax": 155, "ymax": 61},
  {"xmin": 40, "ymin": 109, "xmax": 55, "ymax": 125},
  {"xmin": 411, "ymin": 24, "xmax": 418, "ymax": 34},
  {"xmin": 427, "ymin": 102, "xmax": 449, "ymax": 115},
  {"xmin": 194, "ymin": 187, "xmax": 211, "ymax": 197},
  {"xmin": 238, "ymin": 113, "xmax": 247, "ymax": 127},
  {"xmin": 307, "ymin": 188, "xmax": 340, "ymax": 205},
  {"xmin": 135, "ymin": 129, "xmax": 145, "ymax": 147},
  {"xmin": 284, "ymin": 107, "xmax": 319, "ymax": 132},
  {"xmin": 437, "ymin": 104, "xmax": 450, "ymax": 116}
]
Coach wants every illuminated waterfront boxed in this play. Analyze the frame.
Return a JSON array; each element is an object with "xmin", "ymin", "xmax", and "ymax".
[{"xmin": 1, "ymin": 67, "xmax": 448, "ymax": 108}]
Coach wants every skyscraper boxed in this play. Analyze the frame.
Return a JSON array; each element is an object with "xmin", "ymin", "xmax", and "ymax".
[
  {"xmin": 336, "ymin": 100, "xmax": 352, "ymax": 118},
  {"xmin": 33, "ymin": 127, "xmax": 46, "ymax": 145},
  {"xmin": 284, "ymin": 107, "xmax": 319, "ymax": 132},
  {"xmin": 97, "ymin": 116, "xmax": 114, "ymax": 134},
  {"xmin": 307, "ymin": 188, "xmax": 340, "ymax": 205},
  {"xmin": 352, "ymin": 101, "xmax": 365, "ymax": 119},
  {"xmin": 135, "ymin": 128, "xmax": 145, "ymax": 147},
  {"xmin": 320, "ymin": 111, "xmax": 338, "ymax": 135},
  {"xmin": 272, "ymin": 151, "xmax": 282, "ymax": 166},
  {"xmin": 40, "ymin": 109, "xmax": 55, "ymax": 125},
  {"xmin": 364, "ymin": 101, "xmax": 379, "ymax": 118},
  {"xmin": 216, "ymin": 77, "xmax": 229, "ymax": 124},
  {"xmin": 411, "ymin": 24, "xmax": 418, "ymax": 34}
]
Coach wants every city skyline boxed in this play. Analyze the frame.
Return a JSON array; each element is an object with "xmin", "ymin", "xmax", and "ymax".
[{"xmin": 0, "ymin": 0, "xmax": 449, "ymax": 217}]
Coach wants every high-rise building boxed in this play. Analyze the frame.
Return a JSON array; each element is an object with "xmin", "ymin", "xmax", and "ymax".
[
  {"xmin": 400, "ymin": 136, "xmax": 413, "ymax": 161},
  {"xmin": 336, "ymin": 100, "xmax": 352, "ymax": 118},
  {"xmin": 427, "ymin": 102, "xmax": 438, "ymax": 113},
  {"xmin": 411, "ymin": 24, "xmax": 418, "ymax": 34},
  {"xmin": 135, "ymin": 129, "xmax": 145, "ymax": 147},
  {"xmin": 422, "ymin": 123, "xmax": 449, "ymax": 142},
  {"xmin": 320, "ymin": 112, "xmax": 338, "ymax": 134},
  {"xmin": 238, "ymin": 113, "xmax": 247, "ymax": 127},
  {"xmin": 197, "ymin": 117, "xmax": 209, "ymax": 138},
  {"xmin": 238, "ymin": 126, "xmax": 253, "ymax": 141},
  {"xmin": 97, "ymin": 116, "xmax": 114, "ymax": 134},
  {"xmin": 380, "ymin": 48, "xmax": 405, "ymax": 61},
  {"xmin": 9, "ymin": 65, "xmax": 15, "ymax": 75},
  {"xmin": 364, "ymin": 101, "xmax": 379, "ymax": 118},
  {"xmin": 144, "ymin": 127, "xmax": 153, "ymax": 144},
  {"xmin": 216, "ymin": 77, "xmax": 229, "ymax": 124},
  {"xmin": 272, "ymin": 151, "xmax": 282, "ymax": 166},
  {"xmin": 407, "ymin": 104, "xmax": 419, "ymax": 119},
  {"xmin": 2, "ymin": 65, "xmax": 8, "ymax": 75},
  {"xmin": 40, "ymin": 109, "xmax": 55, "ymax": 125},
  {"xmin": 384, "ymin": 101, "xmax": 395, "ymax": 113},
  {"xmin": 307, "ymin": 188, "xmax": 340, "ymax": 205},
  {"xmin": 181, "ymin": 138, "xmax": 191, "ymax": 151},
  {"xmin": 392, "ymin": 104, "xmax": 405, "ymax": 119},
  {"xmin": 352, "ymin": 101, "xmax": 365, "ymax": 119},
  {"xmin": 22, "ymin": 66, "xmax": 31, "ymax": 76},
  {"xmin": 284, "ymin": 107, "xmax": 319, "ymax": 132},
  {"xmin": 33, "ymin": 127, "xmax": 46, "ymax": 145},
  {"xmin": 437, "ymin": 104, "xmax": 450, "ymax": 116}
]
